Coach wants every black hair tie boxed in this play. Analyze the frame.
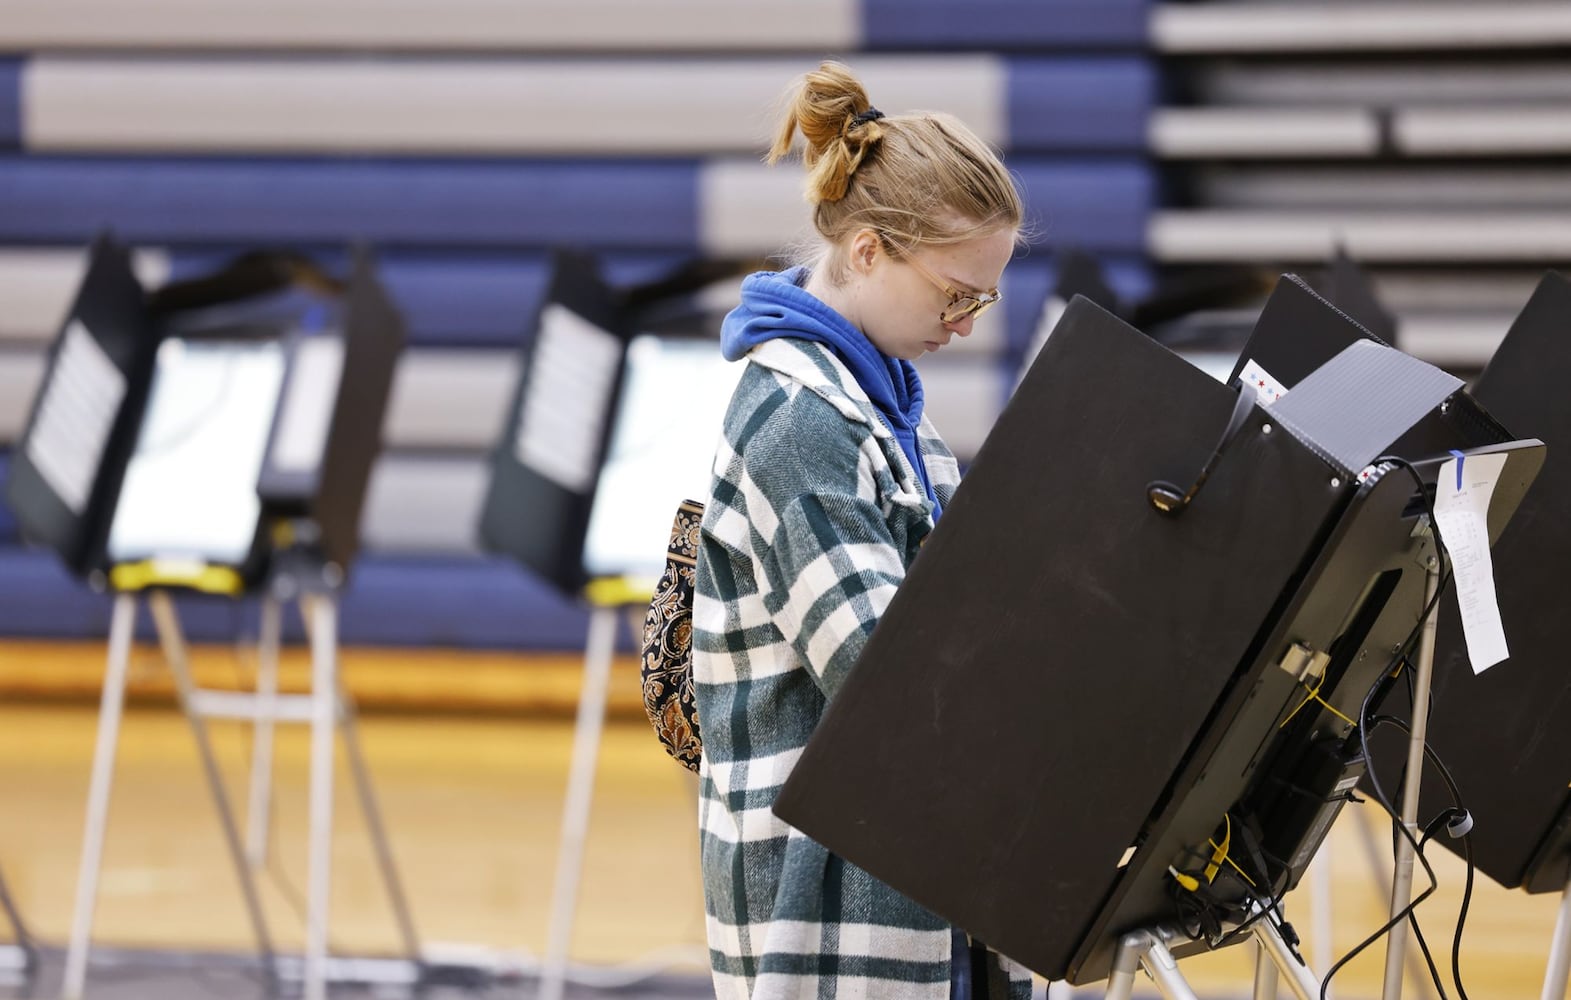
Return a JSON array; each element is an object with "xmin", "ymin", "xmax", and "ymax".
[{"xmin": 849, "ymin": 108, "xmax": 885, "ymax": 128}]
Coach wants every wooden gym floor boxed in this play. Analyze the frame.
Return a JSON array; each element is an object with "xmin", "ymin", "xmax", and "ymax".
[{"xmin": 0, "ymin": 639, "xmax": 1564, "ymax": 999}]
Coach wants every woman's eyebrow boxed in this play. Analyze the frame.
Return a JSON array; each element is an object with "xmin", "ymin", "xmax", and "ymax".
[{"xmin": 942, "ymin": 272, "xmax": 991, "ymax": 295}]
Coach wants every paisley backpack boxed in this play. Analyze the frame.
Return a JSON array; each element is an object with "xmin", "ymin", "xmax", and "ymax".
[{"xmin": 639, "ymin": 500, "xmax": 705, "ymax": 772}]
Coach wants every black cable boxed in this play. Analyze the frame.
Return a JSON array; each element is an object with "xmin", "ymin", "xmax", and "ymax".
[
  {"xmin": 1369, "ymin": 713, "xmax": 1477, "ymax": 1000},
  {"xmin": 1317, "ymin": 677, "xmax": 1445, "ymax": 1000},
  {"xmin": 1320, "ymin": 519, "xmax": 1455, "ymax": 1000},
  {"xmin": 1408, "ymin": 825, "xmax": 1453, "ymax": 1000},
  {"xmin": 1454, "ymin": 832, "xmax": 1476, "ymax": 1000}
]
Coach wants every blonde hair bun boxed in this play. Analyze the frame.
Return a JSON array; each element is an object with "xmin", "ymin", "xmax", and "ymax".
[
  {"xmin": 766, "ymin": 60, "xmax": 1023, "ymax": 280},
  {"xmin": 768, "ymin": 61, "xmax": 886, "ymax": 205}
]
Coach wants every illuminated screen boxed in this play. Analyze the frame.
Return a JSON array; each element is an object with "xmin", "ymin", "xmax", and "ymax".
[
  {"xmin": 107, "ymin": 338, "xmax": 286, "ymax": 566},
  {"xmin": 581, "ymin": 336, "xmax": 742, "ymax": 584}
]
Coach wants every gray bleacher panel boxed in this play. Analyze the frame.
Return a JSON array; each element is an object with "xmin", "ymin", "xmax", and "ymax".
[
  {"xmin": 1150, "ymin": 108, "xmax": 1378, "ymax": 159},
  {"xmin": 917, "ymin": 360, "xmax": 1009, "ymax": 462},
  {"xmin": 381, "ymin": 349, "xmax": 516, "ymax": 451},
  {"xmin": 360, "ymin": 455, "xmax": 490, "ymax": 555},
  {"xmin": 3, "ymin": 340, "xmax": 1005, "ymax": 461},
  {"xmin": 20, "ymin": 55, "xmax": 1009, "ymax": 155},
  {"xmin": 1152, "ymin": 0, "xmax": 1569, "ymax": 377},
  {"xmin": 0, "ymin": 343, "xmax": 519, "ymax": 451},
  {"xmin": 1152, "ymin": 106, "xmax": 1571, "ymax": 159},
  {"xmin": 0, "ymin": 0, "xmax": 863, "ymax": 53},
  {"xmin": 1187, "ymin": 166, "xmax": 1571, "ymax": 210},
  {"xmin": 1369, "ymin": 271, "xmax": 1551, "ymax": 314},
  {"xmin": 1149, "ymin": 210, "xmax": 1571, "ymax": 263},
  {"xmin": 17, "ymin": 55, "xmax": 1155, "ymax": 156},
  {"xmin": 359, "ymin": 356, "xmax": 1014, "ymax": 557},
  {"xmin": 0, "ymin": 0, "xmax": 1153, "ymax": 53},
  {"xmin": 1152, "ymin": 3, "xmax": 1571, "ymax": 53},
  {"xmin": 0, "ymin": 247, "xmax": 170, "ymax": 344},
  {"xmin": 1187, "ymin": 60, "xmax": 1571, "ymax": 107},
  {"xmin": 0, "ymin": 349, "xmax": 43, "ymax": 445}
]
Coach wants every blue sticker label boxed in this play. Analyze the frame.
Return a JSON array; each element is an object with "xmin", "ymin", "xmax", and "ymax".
[{"xmin": 1450, "ymin": 449, "xmax": 1465, "ymax": 491}]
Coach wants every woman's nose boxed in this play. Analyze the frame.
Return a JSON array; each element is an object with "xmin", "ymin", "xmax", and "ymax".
[{"xmin": 945, "ymin": 315, "xmax": 975, "ymax": 337}]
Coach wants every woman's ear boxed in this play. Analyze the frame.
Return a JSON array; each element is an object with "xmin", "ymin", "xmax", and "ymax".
[{"xmin": 848, "ymin": 228, "xmax": 882, "ymax": 275}]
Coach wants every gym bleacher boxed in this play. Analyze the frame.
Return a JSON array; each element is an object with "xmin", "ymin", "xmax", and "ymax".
[{"xmin": 0, "ymin": 0, "xmax": 1566, "ymax": 652}]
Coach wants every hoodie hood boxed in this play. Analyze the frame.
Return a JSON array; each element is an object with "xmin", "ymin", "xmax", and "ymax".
[{"xmin": 720, "ymin": 267, "xmax": 939, "ymax": 517}]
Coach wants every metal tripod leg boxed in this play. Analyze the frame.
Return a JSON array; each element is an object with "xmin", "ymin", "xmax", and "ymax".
[
  {"xmin": 1350, "ymin": 803, "xmax": 1436, "ymax": 999},
  {"xmin": 1102, "ymin": 927, "xmax": 1201, "ymax": 1000},
  {"xmin": 1382, "ymin": 564, "xmax": 1441, "ymax": 1000},
  {"xmin": 330, "ymin": 644, "xmax": 422, "ymax": 968},
  {"xmin": 61, "ymin": 593, "xmax": 138, "ymax": 1000},
  {"xmin": 1542, "ymin": 870, "xmax": 1571, "ymax": 1000},
  {"xmin": 538, "ymin": 605, "xmax": 621, "ymax": 1000},
  {"xmin": 149, "ymin": 591, "xmax": 279, "ymax": 985},
  {"xmin": 1308, "ymin": 837, "xmax": 1334, "ymax": 1000},
  {"xmin": 0, "ymin": 864, "xmax": 37, "ymax": 975},
  {"xmin": 303, "ymin": 593, "xmax": 340, "ymax": 1000},
  {"xmin": 1254, "ymin": 940, "xmax": 1280, "ymax": 1000},
  {"xmin": 1250, "ymin": 909, "xmax": 1321, "ymax": 1000},
  {"xmin": 245, "ymin": 595, "xmax": 282, "ymax": 867}
]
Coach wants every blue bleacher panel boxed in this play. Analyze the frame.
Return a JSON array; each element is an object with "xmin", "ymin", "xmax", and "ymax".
[
  {"xmin": 0, "ymin": 157, "xmax": 701, "ymax": 249},
  {"xmin": 162, "ymin": 249, "xmax": 699, "ymax": 349},
  {"xmin": 1009, "ymin": 60, "xmax": 1154, "ymax": 151},
  {"xmin": 0, "ymin": 547, "xmax": 599, "ymax": 650},
  {"xmin": 1013, "ymin": 161, "xmax": 1154, "ymax": 255},
  {"xmin": 0, "ymin": 157, "xmax": 1151, "ymax": 257},
  {"xmin": 0, "ymin": 60, "xmax": 18, "ymax": 149},
  {"xmin": 864, "ymin": 0, "xmax": 1149, "ymax": 50}
]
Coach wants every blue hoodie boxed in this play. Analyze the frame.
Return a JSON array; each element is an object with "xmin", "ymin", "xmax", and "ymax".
[{"xmin": 720, "ymin": 267, "xmax": 940, "ymax": 519}]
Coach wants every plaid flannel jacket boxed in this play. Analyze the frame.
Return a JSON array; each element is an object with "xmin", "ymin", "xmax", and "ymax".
[{"xmin": 693, "ymin": 338, "xmax": 1032, "ymax": 999}]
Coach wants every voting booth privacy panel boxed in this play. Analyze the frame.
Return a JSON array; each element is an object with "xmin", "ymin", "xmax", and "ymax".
[
  {"xmin": 478, "ymin": 252, "xmax": 739, "ymax": 598},
  {"xmin": 5, "ymin": 233, "xmax": 404, "ymax": 593},
  {"xmin": 772, "ymin": 277, "xmax": 1542, "ymax": 984},
  {"xmin": 1403, "ymin": 270, "xmax": 1571, "ymax": 896},
  {"xmin": 1235, "ymin": 267, "xmax": 1571, "ymax": 898}
]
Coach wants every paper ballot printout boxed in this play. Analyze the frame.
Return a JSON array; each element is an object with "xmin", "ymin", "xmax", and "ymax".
[{"xmin": 1433, "ymin": 451, "xmax": 1511, "ymax": 673}]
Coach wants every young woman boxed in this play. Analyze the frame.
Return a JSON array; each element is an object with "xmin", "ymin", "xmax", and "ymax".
[{"xmin": 693, "ymin": 62, "xmax": 1029, "ymax": 999}]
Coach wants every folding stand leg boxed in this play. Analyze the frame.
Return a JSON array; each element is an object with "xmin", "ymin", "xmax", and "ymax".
[
  {"xmin": 1249, "ymin": 909, "xmax": 1321, "ymax": 1000},
  {"xmin": 1254, "ymin": 940, "xmax": 1280, "ymax": 1000},
  {"xmin": 538, "ymin": 605, "xmax": 621, "ymax": 1000},
  {"xmin": 148, "ymin": 592, "xmax": 278, "ymax": 982},
  {"xmin": 245, "ymin": 595, "xmax": 283, "ymax": 867},
  {"xmin": 0, "ymin": 864, "xmax": 37, "ymax": 976},
  {"xmin": 1542, "ymin": 871, "xmax": 1571, "ymax": 1000},
  {"xmin": 303, "ymin": 594, "xmax": 340, "ymax": 1000},
  {"xmin": 334, "ymin": 671, "xmax": 422, "ymax": 968},
  {"xmin": 1382, "ymin": 564, "xmax": 1442, "ymax": 1000},
  {"xmin": 1103, "ymin": 930, "xmax": 1144, "ymax": 1000},
  {"xmin": 61, "ymin": 593, "xmax": 138, "ymax": 1000},
  {"xmin": 1308, "ymin": 838, "xmax": 1334, "ymax": 1000},
  {"xmin": 1101, "ymin": 927, "xmax": 1201, "ymax": 1000},
  {"xmin": 1350, "ymin": 802, "xmax": 1436, "ymax": 999}
]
